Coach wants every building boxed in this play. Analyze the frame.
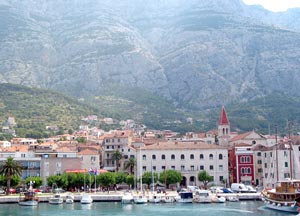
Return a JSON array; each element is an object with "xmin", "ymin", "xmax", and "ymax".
[{"xmin": 136, "ymin": 141, "xmax": 228, "ymax": 187}]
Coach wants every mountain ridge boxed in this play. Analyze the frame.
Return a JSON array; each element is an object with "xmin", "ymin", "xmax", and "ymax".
[{"xmin": 0, "ymin": 0, "xmax": 300, "ymax": 111}]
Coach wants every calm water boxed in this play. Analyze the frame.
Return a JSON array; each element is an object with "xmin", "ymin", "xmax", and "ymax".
[{"xmin": 1, "ymin": 201, "xmax": 296, "ymax": 216}]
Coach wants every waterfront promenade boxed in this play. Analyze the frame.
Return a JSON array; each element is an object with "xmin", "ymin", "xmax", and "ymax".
[{"xmin": 0, "ymin": 191, "xmax": 261, "ymax": 203}]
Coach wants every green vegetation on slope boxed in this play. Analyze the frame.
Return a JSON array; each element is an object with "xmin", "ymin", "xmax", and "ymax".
[{"xmin": 0, "ymin": 83, "xmax": 100, "ymax": 138}]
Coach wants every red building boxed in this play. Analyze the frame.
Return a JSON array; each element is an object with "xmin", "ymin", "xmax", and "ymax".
[{"xmin": 234, "ymin": 144, "xmax": 255, "ymax": 185}]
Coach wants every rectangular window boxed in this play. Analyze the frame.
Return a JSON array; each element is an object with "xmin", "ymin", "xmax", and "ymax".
[
  {"xmin": 162, "ymin": 166, "xmax": 166, "ymax": 170},
  {"xmin": 200, "ymin": 165, "xmax": 204, "ymax": 170},
  {"xmin": 284, "ymin": 173, "xmax": 290, "ymax": 178},
  {"xmin": 264, "ymin": 163, "xmax": 267, "ymax": 168},
  {"xmin": 257, "ymin": 160, "xmax": 262, "ymax": 164},
  {"xmin": 285, "ymin": 162, "xmax": 288, "ymax": 167},
  {"xmin": 258, "ymin": 168, "xmax": 263, "ymax": 173},
  {"xmin": 219, "ymin": 165, "xmax": 223, "ymax": 171},
  {"xmin": 270, "ymin": 152, "xmax": 272, "ymax": 157},
  {"xmin": 142, "ymin": 166, "xmax": 146, "ymax": 172},
  {"xmin": 21, "ymin": 154, "xmax": 26, "ymax": 158},
  {"xmin": 209, "ymin": 165, "xmax": 214, "ymax": 170},
  {"xmin": 153, "ymin": 166, "xmax": 156, "ymax": 171},
  {"xmin": 219, "ymin": 176, "xmax": 223, "ymax": 182},
  {"xmin": 181, "ymin": 165, "xmax": 185, "ymax": 171},
  {"xmin": 191, "ymin": 166, "xmax": 194, "ymax": 171},
  {"xmin": 264, "ymin": 153, "xmax": 267, "ymax": 158},
  {"xmin": 171, "ymin": 166, "xmax": 175, "ymax": 170},
  {"xmin": 257, "ymin": 152, "xmax": 261, "ymax": 156},
  {"xmin": 265, "ymin": 173, "xmax": 268, "ymax": 178},
  {"xmin": 284, "ymin": 151, "xmax": 288, "ymax": 157}
]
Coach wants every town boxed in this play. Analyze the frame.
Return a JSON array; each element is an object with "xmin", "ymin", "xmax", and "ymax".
[{"xmin": 0, "ymin": 106, "xmax": 299, "ymax": 191}]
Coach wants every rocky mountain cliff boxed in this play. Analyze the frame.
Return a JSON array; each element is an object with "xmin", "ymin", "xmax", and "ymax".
[{"xmin": 1, "ymin": 0, "xmax": 300, "ymax": 110}]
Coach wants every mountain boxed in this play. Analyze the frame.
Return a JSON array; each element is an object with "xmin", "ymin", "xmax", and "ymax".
[
  {"xmin": 1, "ymin": 0, "xmax": 300, "ymax": 133},
  {"xmin": 0, "ymin": 83, "xmax": 100, "ymax": 138}
]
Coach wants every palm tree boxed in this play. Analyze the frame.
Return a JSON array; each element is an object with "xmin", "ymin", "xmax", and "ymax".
[
  {"xmin": 111, "ymin": 150, "xmax": 123, "ymax": 172},
  {"xmin": 0, "ymin": 157, "xmax": 22, "ymax": 195},
  {"xmin": 124, "ymin": 158, "xmax": 136, "ymax": 175}
]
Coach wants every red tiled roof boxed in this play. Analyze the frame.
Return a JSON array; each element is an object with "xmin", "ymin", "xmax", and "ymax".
[{"xmin": 219, "ymin": 106, "xmax": 229, "ymax": 125}]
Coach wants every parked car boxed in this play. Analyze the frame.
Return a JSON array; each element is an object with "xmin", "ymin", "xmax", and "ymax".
[
  {"xmin": 230, "ymin": 183, "xmax": 248, "ymax": 193},
  {"xmin": 0, "ymin": 188, "xmax": 5, "ymax": 194},
  {"xmin": 8, "ymin": 188, "xmax": 16, "ymax": 194},
  {"xmin": 222, "ymin": 188, "xmax": 233, "ymax": 193}
]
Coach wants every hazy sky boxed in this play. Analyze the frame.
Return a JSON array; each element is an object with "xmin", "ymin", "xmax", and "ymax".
[{"xmin": 243, "ymin": 0, "xmax": 300, "ymax": 12}]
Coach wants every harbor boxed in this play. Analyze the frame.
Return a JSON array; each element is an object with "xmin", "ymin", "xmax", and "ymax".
[{"xmin": 0, "ymin": 191, "xmax": 261, "ymax": 203}]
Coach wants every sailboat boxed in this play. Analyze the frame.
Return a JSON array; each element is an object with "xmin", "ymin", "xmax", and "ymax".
[
  {"xmin": 148, "ymin": 162, "xmax": 161, "ymax": 203},
  {"xmin": 134, "ymin": 146, "xmax": 148, "ymax": 204},
  {"xmin": 261, "ymin": 130, "xmax": 300, "ymax": 213},
  {"xmin": 80, "ymin": 170, "xmax": 93, "ymax": 204}
]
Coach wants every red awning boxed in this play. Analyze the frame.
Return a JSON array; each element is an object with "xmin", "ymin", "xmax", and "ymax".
[{"xmin": 65, "ymin": 169, "xmax": 108, "ymax": 174}]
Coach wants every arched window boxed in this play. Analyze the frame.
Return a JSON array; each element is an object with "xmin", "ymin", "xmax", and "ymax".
[
  {"xmin": 247, "ymin": 156, "xmax": 251, "ymax": 163},
  {"xmin": 218, "ymin": 154, "xmax": 223, "ymax": 160},
  {"xmin": 209, "ymin": 154, "xmax": 213, "ymax": 160},
  {"xmin": 180, "ymin": 154, "xmax": 185, "ymax": 160},
  {"xmin": 190, "ymin": 154, "xmax": 194, "ymax": 160},
  {"xmin": 171, "ymin": 154, "xmax": 175, "ymax": 160},
  {"xmin": 241, "ymin": 168, "xmax": 245, "ymax": 174},
  {"xmin": 248, "ymin": 168, "xmax": 251, "ymax": 174},
  {"xmin": 241, "ymin": 157, "xmax": 245, "ymax": 163},
  {"xmin": 161, "ymin": 154, "xmax": 165, "ymax": 160},
  {"xmin": 152, "ymin": 154, "xmax": 156, "ymax": 160},
  {"xmin": 142, "ymin": 155, "xmax": 146, "ymax": 160},
  {"xmin": 200, "ymin": 154, "xmax": 204, "ymax": 160}
]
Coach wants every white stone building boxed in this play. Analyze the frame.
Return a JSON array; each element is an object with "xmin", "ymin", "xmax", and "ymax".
[{"xmin": 136, "ymin": 141, "xmax": 228, "ymax": 187}]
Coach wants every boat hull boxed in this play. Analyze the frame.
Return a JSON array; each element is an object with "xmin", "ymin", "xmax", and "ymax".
[
  {"xmin": 18, "ymin": 200, "xmax": 38, "ymax": 206},
  {"xmin": 264, "ymin": 202, "xmax": 297, "ymax": 213}
]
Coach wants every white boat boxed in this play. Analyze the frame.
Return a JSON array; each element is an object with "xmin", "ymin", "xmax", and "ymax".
[
  {"xmin": 175, "ymin": 190, "xmax": 193, "ymax": 203},
  {"xmin": 193, "ymin": 190, "xmax": 212, "ymax": 203},
  {"xmin": 121, "ymin": 191, "xmax": 134, "ymax": 204},
  {"xmin": 261, "ymin": 179, "xmax": 300, "ymax": 213},
  {"xmin": 161, "ymin": 195, "xmax": 175, "ymax": 203},
  {"xmin": 49, "ymin": 193, "xmax": 64, "ymax": 204},
  {"xmin": 148, "ymin": 194, "xmax": 161, "ymax": 203},
  {"xmin": 211, "ymin": 195, "xmax": 226, "ymax": 203},
  {"xmin": 18, "ymin": 191, "xmax": 39, "ymax": 206},
  {"xmin": 227, "ymin": 195, "xmax": 239, "ymax": 202},
  {"xmin": 81, "ymin": 194, "xmax": 93, "ymax": 204},
  {"xmin": 65, "ymin": 193, "xmax": 74, "ymax": 204},
  {"xmin": 134, "ymin": 194, "xmax": 148, "ymax": 204},
  {"xmin": 134, "ymin": 145, "xmax": 148, "ymax": 204}
]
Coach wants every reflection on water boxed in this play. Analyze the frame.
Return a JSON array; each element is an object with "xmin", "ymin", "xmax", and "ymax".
[
  {"xmin": 0, "ymin": 201, "xmax": 296, "ymax": 216},
  {"xmin": 81, "ymin": 203, "xmax": 92, "ymax": 210},
  {"xmin": 122, "ymin": 204, "xmax": 133, "ymax": 211}
]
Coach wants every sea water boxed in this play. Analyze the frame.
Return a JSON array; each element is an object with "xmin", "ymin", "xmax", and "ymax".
[{"xmin": 0, "ymin": 201, "xmax": 296, "ymax": 216}]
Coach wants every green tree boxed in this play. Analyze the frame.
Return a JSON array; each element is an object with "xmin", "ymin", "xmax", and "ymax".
[
  {"xmin": 111, "ymin": 150, "xmax": 123, "ymax": 172},
  {"xmin": 99, "ymin": 172, "xmax": 115, "ymax": 192},
  {"xmin": 25, "ymin": 176, "xmax": 43, "ymax": 188},
  {"xmin": 159, "ymin": 170, "xmax": 182, "ymax": 188},
  {"xmin": 0, "ymin": 157, "xmax": 22, "ymax": 195},
  {"xmin": 125, "ymin": 175, "xmax": 134, "ymax": 189},
  {"xmin": 198, "ymin": 170, "xmax": 213, "ymax": 189},
  {"xmin": 47, "ymin": 174, "xmax": 68, "ymax": 189},
  {"xmin": 124, "ymin": 158, "xmax": 136, "ymax": 175},
  {"xmin": 115, "ymin": 172, "xmax": 127, "ymax": 184}
]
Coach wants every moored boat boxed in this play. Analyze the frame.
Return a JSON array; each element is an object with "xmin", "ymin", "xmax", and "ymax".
[
  {"xmin": 81, "ymin": 194, "xmax": 93, "ymax": 204},
  {"xmin": 261, "ymin": 179, "xmax": 300, "ymax": 213},
  {"xmin": 49, "ymin": 193, "xmax": 64, "ymax": 204},
  {"xmin": 175, "ymin": 190, "xmax": 193, "ymax": 203},
  {"xmin": 121, "ymin": 191, "xmax": 134, "ymax": 204},
  {"xmin": 193, "ymin": 190, "xmax": 212, "ymax": 203},
  {"xmin": 65, "ymin": 193, "xmax": 74, "ymax": 204},
  {"xmin": 18, "ymin": 191, "xmax": 39, "ymax": 206}
]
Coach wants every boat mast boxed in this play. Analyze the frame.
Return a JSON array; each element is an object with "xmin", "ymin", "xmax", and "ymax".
[
  {"xmin": 140, "ymin": 146, "xmax": 142, "ymax": 193},
  {"xmin": 275, "ymin": 125, "xmax": 278, "ymax": 181},
  {"xmin": 288, "ymin": 121, "xmax": 293, "ymax": 179}
]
